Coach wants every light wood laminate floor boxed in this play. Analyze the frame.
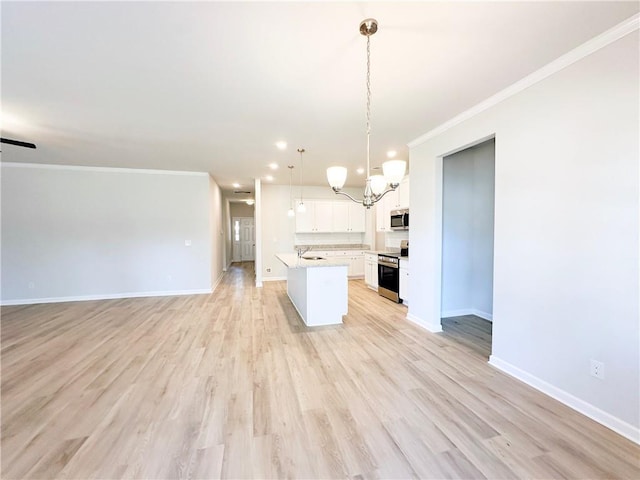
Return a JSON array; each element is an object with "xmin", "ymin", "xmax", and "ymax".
[
  {"xmin": 2, "ymin": 262, "xmax": 639, "ymax": 479},
  {"xmin": 442, "ymin": 315, "xmax": 492, "ymax": 359}
]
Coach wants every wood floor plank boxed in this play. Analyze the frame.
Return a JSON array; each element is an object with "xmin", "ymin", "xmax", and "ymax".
[{"xmin": 2, "ymin": 262, "xmax": 639, "ymax": 479}]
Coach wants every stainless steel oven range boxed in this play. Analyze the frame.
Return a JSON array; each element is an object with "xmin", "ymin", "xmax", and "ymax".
[{"xmin": 378, "ymin": 253, "xmax": 401, "ymax": 303}]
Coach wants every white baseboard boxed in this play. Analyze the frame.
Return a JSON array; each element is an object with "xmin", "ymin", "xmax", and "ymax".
[
  {"xmin": 211, "ymin": 271, "xmax": 225, "ymax": 292},
  {"xmin": 442, "ymin": 308, "xmax": 493, "ymax": 322},
  {"xmin": 474, "ymin": 310, "xmax": 493, "ymax": 322},
  {"xmin": 406, "ymin": 313, "xmax": 443, "ymax": 333},
  {"xmin": 489, "ymin": 355, "xmax": 640, "ymax": 445},
  {"xmin": 262, "ymin": 276, "xmax": 287, "ymax": 282},
  {"xmin": 1, "ymin": 288, "xmax": 214, "ymax": 306}
]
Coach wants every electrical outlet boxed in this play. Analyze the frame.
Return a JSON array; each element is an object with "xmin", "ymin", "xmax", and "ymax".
[
  {"xmin": 266, "ymin": 268, "xmax": 271, "ymax": 273},
  {"xmin": 590, "ymin": 359, "xmax": 605, "ymax": 380}
]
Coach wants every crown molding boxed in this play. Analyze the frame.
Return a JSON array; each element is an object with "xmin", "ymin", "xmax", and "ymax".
[
  {"xmin": 0, "ymin": 161, "xmax": 209, "ymax": 177},
  {"xmin": 408, "ymin": 13, "xmax": 640, "ymax": 148}
]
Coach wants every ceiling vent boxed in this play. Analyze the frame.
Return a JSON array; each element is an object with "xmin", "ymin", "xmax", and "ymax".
[{"xmin": 233, "ymin": 190, "xmax": 251, "ymax": 194}]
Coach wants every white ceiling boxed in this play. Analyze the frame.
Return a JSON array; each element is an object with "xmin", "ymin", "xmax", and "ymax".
[{"xmin": 2, "ymin": 1, "xmax": 638, "ymax": 198}]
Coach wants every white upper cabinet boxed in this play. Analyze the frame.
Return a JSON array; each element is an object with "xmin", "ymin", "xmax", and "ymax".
[
  {"xmin": 387, "ymin": 176, "xmax": 410, "ymax": 210},
  {"xmin": 385, "ymin": 189, "xmax": 400, "ymax": 211},
  {"xmin": 347, "ymin": 203, "xmax": 366, "ymax": 232},
  {"xmin": 295, "ymin": 202, "xmax": 315, "ymax": 232},
  {"xmin": 375, "ymin": 175, "xmax": 409, "ymax": 232},
  {"xmin": 398, "ymin": 177, "xmax": 410, "ymax": 209},
  {"xmin": 314, "ymin": 201, "xmax": 333, "ymax": 232},
  {"xmin": 376, "ymin": 198, "xmax": 390, "ymax": 232},
  {"xmin": 332, "ymin": 202, "xmax": 349, "ymax": 232},
  {"xmin": 295, "ymin": 200, "xmax": 333, "ymax": 233},
  {"xmin": 330, "ymin": 202, "xmax": 365, "ymax": 233},
  {"xmin": 295, "ymin": 200, "xmax": 366, "ymax": 233}
]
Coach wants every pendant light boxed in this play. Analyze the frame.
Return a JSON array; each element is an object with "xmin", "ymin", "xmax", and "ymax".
[
  {"xmin": 287, "ymin": 165, "xmax": 295, "ymax": 217},
  {"xmin": 326, "ymin": 18, "xmax": 406, "ymax": 208},
  {"xmin": 297, "ymin": 148, "xmax": 306, "ymax": 213}
]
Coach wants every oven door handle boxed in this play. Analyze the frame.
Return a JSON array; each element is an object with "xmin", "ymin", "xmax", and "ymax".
[{"xmin": 378, "ymin": 261, "xmax": 398, "ymax": 268}]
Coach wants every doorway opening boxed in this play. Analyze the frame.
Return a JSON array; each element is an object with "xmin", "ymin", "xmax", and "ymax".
[
  {"xmin": 232, "ymin": 217, "xmax": 255, "ymax": 263},
  {"xmin": 440, "ymin": 138, "xmax": 495, "ymax": 358}
]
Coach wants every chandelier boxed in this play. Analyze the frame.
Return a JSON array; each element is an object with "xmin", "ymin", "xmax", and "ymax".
[{"xmin": 326, "ymin": 18, "xmax": 406, "ymax": 209}]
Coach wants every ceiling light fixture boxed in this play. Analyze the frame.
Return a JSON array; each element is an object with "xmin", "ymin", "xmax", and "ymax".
[
  {"xmin": 387, "ymin": 150, "xmax": 397, "ymax": 158},
  {"xmin": 297, "ymin": 148, "xmax": 306, "ymax": 213},
  {"xmin": 326, "ymin": 18, "xmax": 406, "ymax": 209},
  {"xmin": 246, "ymin": 199, "xmax": 255, "ymax": 206},
  {"xmin": 269, "ymin": 163, "xmax": 278, "ymax": 170},
  {"xmin": 276, "ymin": 141, "xmax": 287, "ymax": 150},
  {"xmin": 356, "ymin": 167, "xmax": 365, "ymax": 175},
  {"xmin": 287, "ymin": 165, "xmax": 295, "ymax": 217},
  {"xmin": 265, "ymin": 175, "xmax": 274, "ymax": 181},
  {"xmin": 232, "ymin": 182, "xmax": 240, "ymax": 188}
]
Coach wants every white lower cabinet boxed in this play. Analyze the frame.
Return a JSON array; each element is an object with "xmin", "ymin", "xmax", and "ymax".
[
  {"xmin": 324, "ymin": 250, "xmax": 364, "ymax": 278},
  {"xmin": 399, "ymin": 258, "xmax": 409, "ymax": 305},
  {"xmin": 348, "ymin": 255, "xmax": 365, "ymax": 277},
  {"xmin": 364, "ymin": 253, "xmax": 378, "ymax": 290}
]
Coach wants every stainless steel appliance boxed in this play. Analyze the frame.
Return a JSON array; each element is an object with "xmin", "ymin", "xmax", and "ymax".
[
  {"xmin": 378, "ymin": 253, "xmax": 401, "ymax": 303},
  {"xmin": 390, "ymin": 209, "xmax": 409, "ymax": 230}
]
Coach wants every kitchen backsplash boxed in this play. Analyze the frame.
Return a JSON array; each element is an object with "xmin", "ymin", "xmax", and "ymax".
[
  {"xmin": 385, "ymin": 230, "xmax": 409, "ymax": 249},
  {"xmin": 295, "ymin": 232, "xmax": 365, "ymax": 246}
]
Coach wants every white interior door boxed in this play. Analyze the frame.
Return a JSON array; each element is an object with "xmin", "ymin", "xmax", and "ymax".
[{"xmin": 233, "ymin": 217, "xmax": 255, "ymax": 262}]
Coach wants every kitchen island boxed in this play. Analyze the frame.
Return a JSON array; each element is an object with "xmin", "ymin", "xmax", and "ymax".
[{"xmin": 275, "ymin": 253, "xmax": 348, "ymax": 326}]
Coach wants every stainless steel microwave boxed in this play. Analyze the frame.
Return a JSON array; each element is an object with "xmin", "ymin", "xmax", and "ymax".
[{"xmin": 390, "ymin": 209, "xmax": 409, "ymax": 230}]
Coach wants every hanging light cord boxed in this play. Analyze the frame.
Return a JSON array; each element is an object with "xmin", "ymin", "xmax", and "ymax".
[
  {"xmin": 298, "ymin": 148, "xmax": 305, "ymax": 205},
  {"xmin": 288, "ymin": 165, "xmax": 294, "ymax": 209},
  {"xmin": 366, "ymin": 33, "xmax": 371, "ymax": 179}
]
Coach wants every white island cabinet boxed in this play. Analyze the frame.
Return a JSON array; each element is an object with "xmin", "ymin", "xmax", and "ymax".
[{"xmin": 275, "ymin": 254, "xmax": 348, "ymax": 326}]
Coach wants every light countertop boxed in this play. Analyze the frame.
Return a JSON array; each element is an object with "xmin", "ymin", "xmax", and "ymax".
[
  {"xmin": 295, "ymin": 244, "xmax": 370, "ymax": 251},
  {"xmin": 276, "ymin": 253, "xmax": 349, "ymax": 269}
]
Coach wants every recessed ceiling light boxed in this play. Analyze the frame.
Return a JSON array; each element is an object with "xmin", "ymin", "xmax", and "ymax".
[
  {"xmin": 265, "ymin": 175, "xmax": 274, "ymax": 181},
  {"xmin": 232, "ymin": 182, "xmax": 240, "ymax": 188},
  {"xmin": 275, "ymin": 141, "xmax": 287, "ymax": 150},
  {"xmin": 386, "ymin": 150, "xmax": 397, "ymax": 158},
  {"xmin": 269, "ymin": 163, "xmax": 279, "ymax": 170},
  {"xmin": 356, "ymin": 167, "xmax": 365, "ymax": 175},
  {"xmin": 246, "ymin": 199, "xmax": 255, "ymax": 206}
]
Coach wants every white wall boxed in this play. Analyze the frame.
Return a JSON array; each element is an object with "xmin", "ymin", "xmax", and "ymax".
[
  {"xmin": 230, "ymin": 202, "xmax": 255, "ymax": 218},
  {"xmin": 1, "ymin": 164, "xmax": 217, "ymax": 303},
  {"xmin": 209, "ymin": 176, "xmax": 224, "ymax": 289},
  {"xmin": 409, "ymin": 28, "xmax": 639, "ymax": 438},
  {"xmin": 442, "ymin": 140, "xmax": 495, "ymax": 319},
  {"xmin": 221, "ymin": 195, "xmax": 232, "ymax": 270},
  {"xmin": 260, "ymin": 185, "xmax": 372, "ymax": 280}
]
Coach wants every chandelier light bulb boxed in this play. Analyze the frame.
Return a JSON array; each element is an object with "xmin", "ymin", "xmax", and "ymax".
[
  {"xmin": 370, "ymin": 175, "xmax": 388, "ymax": 196},
  {"xmin": 327, "ymin": 166, "xmax": 348, "ymax": 190},
  {"xmin": 382, "ymin": 159, "xmax": 407, "ymax": 185},
  {"xmin": 297, "ymin": 201, "xmax": 306, "ymax": 213},
  {"xmin": 287, "ymin": 208, "xmax": 295, "ymax": 217}
]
